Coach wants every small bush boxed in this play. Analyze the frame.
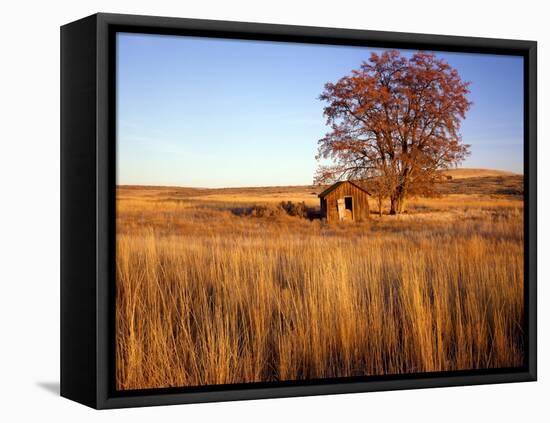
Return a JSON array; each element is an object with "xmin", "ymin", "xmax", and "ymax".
[
  {"xmin": 249, "ymin": 203, "xmax": 285, "ymax": 218},
  {"xmin": 248, "ymin": 201, "xmax": 309, "ymax": 219},
  {"xmin": 280, "ymin": 201, "xmax": 308, "ymax": 218}
]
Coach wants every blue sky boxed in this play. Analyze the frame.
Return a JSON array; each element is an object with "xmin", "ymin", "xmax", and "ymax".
[{"xmin": 117, "ymin": 33, "xmax": 524, "ymax": 187}]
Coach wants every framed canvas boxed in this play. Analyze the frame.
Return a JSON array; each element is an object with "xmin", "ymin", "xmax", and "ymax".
[{"xmin": 60, "ymin": 13, "xmax": 537, "ymax": 409}]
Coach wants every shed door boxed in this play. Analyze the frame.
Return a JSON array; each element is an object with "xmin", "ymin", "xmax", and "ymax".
[
  {"xmin": 344, "ymin": 196, "xmax": 353, "ymax": 220},
  {"xmin": 337, "ymin": 198, "xmax": 346, "ymax": 221}
]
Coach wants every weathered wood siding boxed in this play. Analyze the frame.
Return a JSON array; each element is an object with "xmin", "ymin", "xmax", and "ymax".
[{"xmin": 320, "ymin": 182, "xmax": 370, "ymax": 222}]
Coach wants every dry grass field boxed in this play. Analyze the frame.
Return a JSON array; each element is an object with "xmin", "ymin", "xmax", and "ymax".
[
  {"xmin": 115, "ymin": 171, "xmax": 525, "ymax": 390},
  {"xmin": 440, "ymin": 168, "xmax": 519, "ymax": 179}
]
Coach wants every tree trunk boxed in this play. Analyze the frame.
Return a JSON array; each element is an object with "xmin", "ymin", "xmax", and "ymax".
[
  {"xmin": 389, "ymin": 186, "xmax": 407, "ymax": 215},
  {"xmin": 377, "ymin": 196, "xmax": 383, "ymax": 217},
  {"xmin": 389, "ymin": 198, "xmax": 401, "ymax": 214}
]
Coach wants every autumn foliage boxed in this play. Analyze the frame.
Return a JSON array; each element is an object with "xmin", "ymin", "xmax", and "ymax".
[{"xmin": 316, "ymin": 51, "xmax": 472, "ymax": 214}]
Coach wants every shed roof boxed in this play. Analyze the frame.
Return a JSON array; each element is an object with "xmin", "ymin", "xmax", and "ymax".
[{"xmin": 318, "ymin": 180, "xmax": 371, "ymax": 198}]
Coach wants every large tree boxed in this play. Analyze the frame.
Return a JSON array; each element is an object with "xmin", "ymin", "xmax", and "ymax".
[{"xmin": 315, "ymin": 50, "xmax": 472, "ymax": 214}]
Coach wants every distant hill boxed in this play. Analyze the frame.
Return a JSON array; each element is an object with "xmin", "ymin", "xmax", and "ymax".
[
  {"xmin": 117, "ymin": 168, "xmax": 524, "ymax": 200},
  {"xmin": 441, "ymin": 168, "xmax": 520, "ymax": 179}
]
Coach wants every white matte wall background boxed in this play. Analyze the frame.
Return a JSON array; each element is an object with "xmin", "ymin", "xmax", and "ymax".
[{"xmin": 0, "ymin": 0, "xmax": 546, "ymax": 420}]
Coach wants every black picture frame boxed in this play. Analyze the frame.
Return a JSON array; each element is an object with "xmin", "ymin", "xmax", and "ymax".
[{"xmin": 60, "ymin": 12, "xmax": 537, "ymax": 409}]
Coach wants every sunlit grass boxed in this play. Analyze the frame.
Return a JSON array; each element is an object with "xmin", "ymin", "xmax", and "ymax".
[{"xmin": 115, "ymin": 183, "xmax": 524, "ymax": 390}]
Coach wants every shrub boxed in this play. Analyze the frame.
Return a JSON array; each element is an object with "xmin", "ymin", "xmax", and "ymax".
[
  {"xmin": 280, "ymin": 201, "xmax": 308, "ymax": 218},
  {"xmin": 249, "ymin": 203, "xmax": 285, "ymax": 218},
  {"xmin": 248, "ymin": 201, "xmax": 309, "ymax": 219}
]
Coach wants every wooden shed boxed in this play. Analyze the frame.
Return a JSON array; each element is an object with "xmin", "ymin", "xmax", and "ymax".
[{"xmin": 318, "ymin": 180, "xmax": 370, "ymax": 222}]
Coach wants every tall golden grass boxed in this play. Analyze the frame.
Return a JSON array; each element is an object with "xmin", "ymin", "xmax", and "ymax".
[{"xmin": 115, "ymin": 186, "xmax": 524, "ymax": 390}]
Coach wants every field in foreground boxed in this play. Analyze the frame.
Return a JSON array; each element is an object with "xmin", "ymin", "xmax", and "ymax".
[{"xmin": 116, "ymin": 174, "xmax": 524, "ymax": 390}]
